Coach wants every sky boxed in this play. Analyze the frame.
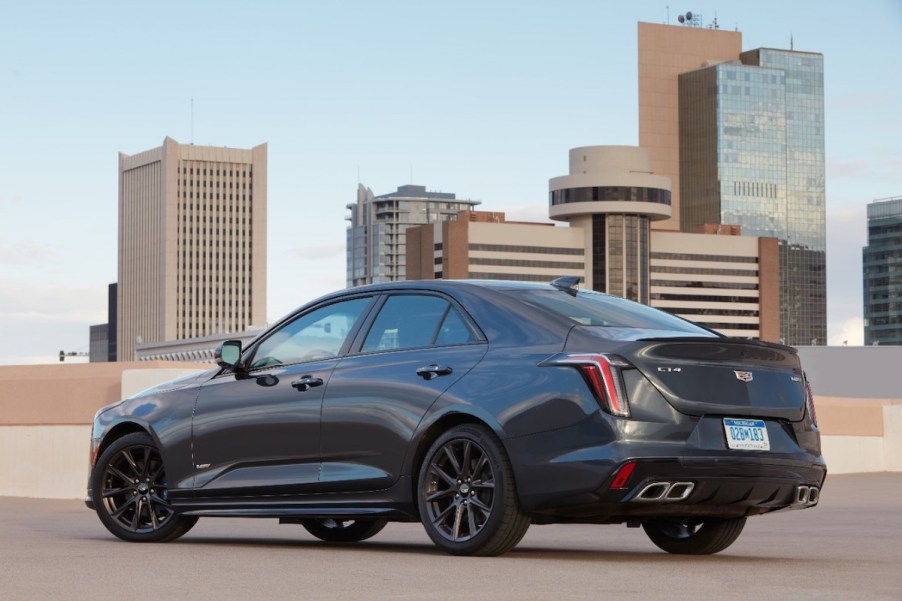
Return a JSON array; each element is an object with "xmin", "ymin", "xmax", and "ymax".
[{"xmin": 1, "ymin": 0, "xmax": 900, "ymax": 364}]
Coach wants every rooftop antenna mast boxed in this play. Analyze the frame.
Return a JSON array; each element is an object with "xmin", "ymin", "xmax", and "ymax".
[{"xmin": 190, "ymin": 97, "xmax": 194, "ymax": 144}]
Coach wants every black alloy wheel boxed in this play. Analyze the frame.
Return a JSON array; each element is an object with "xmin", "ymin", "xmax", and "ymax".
[
  {"xmin": 92, "ymin": 432, "xmax": 197, "ymax": 542},
  {"xmin": 642, "ymin": 516, "xmax": 747, "ymax": 554},
  {"xmin": 417, "ymin": 424, "xmax": 529, "ymax": 556},
  {"xmin": 300, "ymin": 518, "xmax": 388, "ymax": 543}
]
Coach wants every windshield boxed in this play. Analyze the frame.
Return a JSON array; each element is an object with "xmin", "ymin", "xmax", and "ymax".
[{"xmin": 507, "ymin": 289, "xmax": 717, "ymax": 336}]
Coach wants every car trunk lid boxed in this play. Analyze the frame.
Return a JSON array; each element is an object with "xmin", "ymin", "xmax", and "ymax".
[{"xmin": 564, "ymin": 329, "xmax": 806, "ymax": 421}]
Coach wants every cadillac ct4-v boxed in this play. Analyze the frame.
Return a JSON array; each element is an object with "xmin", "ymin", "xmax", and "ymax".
[{"xmin": 86, "ymin": 278, "xmax": 825, "ymax": 556}]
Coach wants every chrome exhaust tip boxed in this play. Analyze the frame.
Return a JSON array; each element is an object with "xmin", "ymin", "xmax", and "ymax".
[
  {"xmin": 635, "ymin": 481, "xmax": 695, "ymax": 502},
  {"xmin": 665, "ymin": 482, "xmax": 695, "ymax": 501},
  {"xmin": 807, "ymin": 486, "xmax": 819, "ymax": 505},
  {"xmin": 796, "ymin": 485, "xmax": 820, "ymax": 505},
  {"xmin": 636, "ymin": 482, "xmax": 670, "ymax": 501}
]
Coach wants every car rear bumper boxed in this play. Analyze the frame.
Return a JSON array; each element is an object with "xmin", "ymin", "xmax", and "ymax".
[
  {"xmin": 506, "ymin": 412, "xmax": 827, "ymax": 521},
  {"xmin": 524, "ymin": 455, "xmax": 827, "ymax": 522}
]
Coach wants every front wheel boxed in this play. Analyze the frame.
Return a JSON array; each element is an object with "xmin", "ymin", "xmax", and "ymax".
[
  {"xmin": 300, "ymin": 519, "xmax": 387, "ymax": 543},
  {"xmin": 92, "ymin": 432, "xmax": 197, "ymax": 543},
  {"xmin": 417, "ymin": 424, "xmax": 530, "ymax": 556},
  {"xmin": 642, "ymin": 517, "xmax": 746, "ymax": 554}
]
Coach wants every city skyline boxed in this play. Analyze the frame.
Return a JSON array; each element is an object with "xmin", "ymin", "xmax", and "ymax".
[{"xmin": 2, "ymin": 1, "xmax": 900, "ymax": 363}]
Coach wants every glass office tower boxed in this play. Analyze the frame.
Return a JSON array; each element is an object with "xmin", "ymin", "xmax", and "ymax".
[
  {"xmin": 679, "ymin": 49, "xmax": 826, "ymax": 345},
  {"xmin": 863, "ymin": 197, "xmax": 902, "ymax": 345}
]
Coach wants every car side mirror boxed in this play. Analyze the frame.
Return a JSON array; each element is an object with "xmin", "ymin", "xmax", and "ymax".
[{"xmin": 215, "ymin": 340, "xmax": 244, "ymax": 370}]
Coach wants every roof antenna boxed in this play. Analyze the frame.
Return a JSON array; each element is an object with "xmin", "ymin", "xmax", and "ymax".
[
  {"xmin": 790, "ymin": 33, "xmax": 794, "ymax": 50},
  {"xmin": 190, "ymin": 96, "xmax": 194, "ymax": 144},
  {"xmin": 551, "ymin": 276, "xmax": 581, "ymax": 295}
]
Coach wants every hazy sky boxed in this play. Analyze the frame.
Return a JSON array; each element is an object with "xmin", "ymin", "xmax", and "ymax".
[{"xmin": 2, "ymin": 0, "xmax": 900, "ymax": 364}]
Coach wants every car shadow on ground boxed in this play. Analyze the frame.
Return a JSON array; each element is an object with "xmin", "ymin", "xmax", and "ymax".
[{"xmin": 159, "ymin": 534, "xmax": 818, "ymax": 565}]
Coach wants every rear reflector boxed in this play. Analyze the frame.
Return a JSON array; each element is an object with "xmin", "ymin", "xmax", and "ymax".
[{"xmin": 610, "ymin": 461, "xmax": 637, "ymax": 489}]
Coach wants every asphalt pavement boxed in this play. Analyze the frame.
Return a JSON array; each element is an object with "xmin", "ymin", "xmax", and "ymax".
[{"xmin": 1, "ymin": 472, "xmax": 901, "ymax": 601}]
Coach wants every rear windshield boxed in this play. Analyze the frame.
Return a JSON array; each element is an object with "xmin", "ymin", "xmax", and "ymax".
[{"xmin": 506, "ymin": 289, "xmax": 716, "ymax": 336}]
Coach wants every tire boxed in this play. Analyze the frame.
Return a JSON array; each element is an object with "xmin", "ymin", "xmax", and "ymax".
[
  {"xmin": 417, "ymin": 424, "xmax": 529, "ymax": 556},
  {"xmin": 642, "ymin": 517, "xmax": 746, "ymax": 555},
  {"xmin": 92, "ymin": 432, "xmax": 198, "ymax": 543},
  {"xmin": 300, "ymin": 519, "xmax": 388, "ymax": 543}
]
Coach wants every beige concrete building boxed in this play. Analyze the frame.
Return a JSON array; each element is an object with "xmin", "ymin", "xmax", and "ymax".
[
  {"xmin": 407, "ymin": 145, "xmax": 780, "ymax": 341},
  {"xmin": 638, "ymin": 21, "xmax": 742, "ymax": 232},
  {"xmin": 407, "ymin": 208, "xmax": 780, "ymax": 341},
  {"xmin": 650, "ymin": 229, "xmax": 780, "ymax": 340},
  {"xmin": 118, "ymin": 137, "xmax": 267, "ymax": 360},
  {"xmin": 407, "ymin": 211, "xmax": 586, "ymax": 282},
  {"xmin": 549, "ymin": 146, "xmax": 671, "ymax": 303}
]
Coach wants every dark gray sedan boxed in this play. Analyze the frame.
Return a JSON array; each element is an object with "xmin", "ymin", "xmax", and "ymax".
[{"xmin": 86, "ymin": 278, "xmax": 826, "ymax": 555}]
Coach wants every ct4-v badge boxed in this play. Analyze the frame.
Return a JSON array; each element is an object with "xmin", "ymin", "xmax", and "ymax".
[
  {"xmin": 734, "ymin": 370, "xmax": 753, "ymax": 382},
  {"xmin": 657, "ymin": 367, "xmax": 682, "ymax": 373}
]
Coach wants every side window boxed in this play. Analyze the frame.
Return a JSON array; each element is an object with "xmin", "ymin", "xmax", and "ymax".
[
  {"xmin": 362, "ymin": 295, "xmax": 450, "ymax": 352},
  {"xmin": 250, "ymin": 297, "xmax": 372, "ymax": 369},
  {"xmin": 435, "ymin": 308, "xmax": 477, "ymax": 346}
]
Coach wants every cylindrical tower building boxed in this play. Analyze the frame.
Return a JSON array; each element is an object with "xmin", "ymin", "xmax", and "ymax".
[{"xmin": 549, "ymin": 146, "xmax": 671, "ymax": 303}]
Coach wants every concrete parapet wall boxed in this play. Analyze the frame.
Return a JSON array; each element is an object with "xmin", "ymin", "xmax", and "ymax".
[
  {"xmin": 0, "ymin": 425, "xmax": 91, "ymax": 498},
  {"xmin": 0, "ymin": 362, "xmax": 202, "ymax": 425},
  {"xmin": 0, "ymin": 358, "xmax": 900, "ymax": 499},
  {"xmin": 0, "ymin": 363, "xmax": 203, "ymax": 499}
]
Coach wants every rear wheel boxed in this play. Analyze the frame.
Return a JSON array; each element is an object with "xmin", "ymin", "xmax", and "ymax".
[
  {"xmin": 417, "ymin": 424, "xmax": 529, "ymax": 556},
  {"xmin": 642, "ymin": 517, "xmax": 746, "ymax": 554},
  {"xmin": 92, "ymin": 432, "xmax": 197, "ymax": 542},
  {"xmin": 300, "ymin": 519, "xmax": 387, "ymax": 543}
]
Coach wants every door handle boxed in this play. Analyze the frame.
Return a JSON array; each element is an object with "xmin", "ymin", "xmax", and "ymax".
[
  {"xmin": 416, "ymin": 364, "xmax": 453, "ymax": 381},
  {"xmin": 291, "ymin": 375, "xmax": 324, "ymax": 391}
]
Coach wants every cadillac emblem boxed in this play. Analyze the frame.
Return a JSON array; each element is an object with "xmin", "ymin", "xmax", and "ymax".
[{"xmin": 734, "ymin": 370, "xmax": 754, "ymax": 383}]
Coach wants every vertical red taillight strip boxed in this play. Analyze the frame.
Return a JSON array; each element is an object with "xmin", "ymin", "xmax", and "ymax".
[{"xmin": 558, "ymin": 354, "xmax": 632, "ymax": 418}]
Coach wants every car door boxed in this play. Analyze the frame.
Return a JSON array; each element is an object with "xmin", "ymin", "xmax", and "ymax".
[
  {"xmin": 320, "ymin": 292, "xmax": 488, "ymax": 491},
  {"xmin": 190, "ymin": 296, "xmax": 374, "ymax": 497}
]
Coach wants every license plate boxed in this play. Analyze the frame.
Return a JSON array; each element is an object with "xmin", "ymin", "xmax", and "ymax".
[{"xmin": 723, "ymin": 418, "xmax": 770, "ymax": 451}]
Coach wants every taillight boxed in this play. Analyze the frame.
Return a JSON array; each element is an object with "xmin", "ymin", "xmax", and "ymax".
[
  {"xmin": 804, "ymin": 373, "xmax": 818, "ymax": 426},
  {"xmin": 544, "ymin": 353, "xmax": 632, "ymax": 417}
]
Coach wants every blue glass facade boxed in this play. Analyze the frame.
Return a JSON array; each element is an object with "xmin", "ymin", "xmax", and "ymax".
[
  {"xmin": 863, "ymin": 198, "xmax": 902, "ymax": 345},
  {"xmin": 679, "ymin": 49, "xmax": 826, "ymax": 345}
]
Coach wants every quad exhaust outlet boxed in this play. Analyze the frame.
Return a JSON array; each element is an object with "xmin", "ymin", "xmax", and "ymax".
[
  {"xmin": 634, "ymin": 481, "xmax": 695, "ymax": 502},
  {"xmin": 796, "ymin": 485, "xmax": 820, "ymax": 506}
]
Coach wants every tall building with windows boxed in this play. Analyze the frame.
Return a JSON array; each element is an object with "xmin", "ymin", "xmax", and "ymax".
[
  {"xmin": 678, "ymin": 47, "xmax": 826, "ymax": 345},
  {"xmin": 548, "ymin": 146, "xmax": 672, "ymax": 303},
  {"xmin": 863, "ymin": 197, "xmax": 902, "ymax": 345},
  {"xmin": 346, "ymin": 184, "xmax": 479, "ymax": 287},
  {"xmin": 638, "ymin": 21, "xmax": 742, "ymax": 233},
  {"xmin": 407, "ymin": 210, "xmax": 586, "ymax": 283},
  {"xmin": 117, "ymin": 137, "xmax": 267, "ymax": 361},
  {"xmin": 406, "ymin": 207, "xmax": 780, "ymax": 341},
  {"xmin": 638, "ymin": 21, "xmax": 826, "ymax": 345}
]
